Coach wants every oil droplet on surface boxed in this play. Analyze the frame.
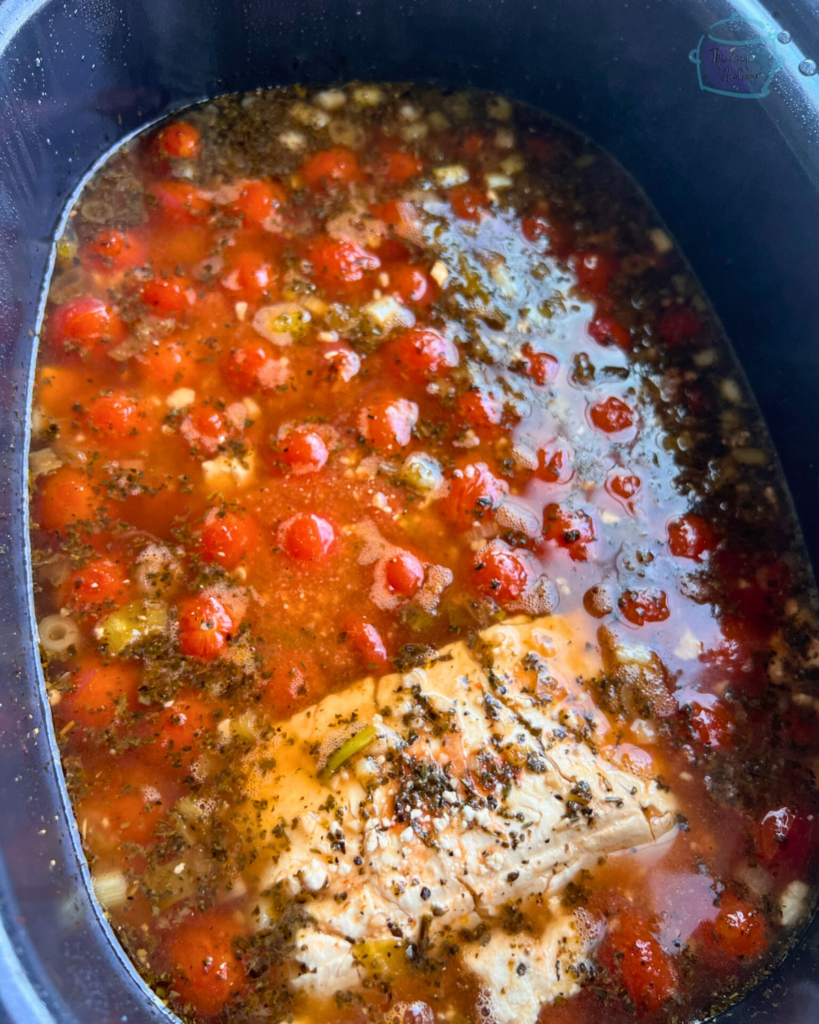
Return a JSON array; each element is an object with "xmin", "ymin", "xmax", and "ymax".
[
  {"xmin": 777, "ymin": 31, "xmax": 792, "ymax": 45},
  {"xmin": 798, "ymin": 59, "xmax": 817, "ymax": 76}
]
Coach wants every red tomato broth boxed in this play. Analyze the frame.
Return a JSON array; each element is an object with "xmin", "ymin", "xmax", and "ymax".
[{"xmin": 30, "ymin": 85, "xmax": 819, "ymax": 1024}]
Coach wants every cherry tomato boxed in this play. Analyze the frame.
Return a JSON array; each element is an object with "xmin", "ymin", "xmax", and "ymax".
[
  {"xmin": 379, "ymin": 149, "xmax": 424, "ymax": 183},
  {"xmin": 618, "ymin": 588, "xmax": 670, "ymax": 626},
  {"xmin": 537, "ymin": 446, "xmax": 572, "ymax": 484},
  {"xmin": 310, "ymin": 237, "xmax": 380, "ymax": 297},
  {"xmin": 81, "ymin": 229, "xmax": 146, "ymax": 272},
  {"xmin": 543, "ymin": 503, "xmax": 596, "ymax": 561},
  {"xmin": 168, "ymin": 912, "xmax": 245, "ymax": 1016},
  {"xmin": 138, "ymin": 337, "xmax": 197, "ymax": 389},
  {"xmin": 274, "ymin": 428, "xmax": 329, "ymax": 475},
  {"xmin": 199, "ymin": 511, "xmax": 257, "ymax": 569},
  {"xmin": 142, "ymin": 274, "xmax": 192, "ymax": 314},
  {"xmin": 697, "ymin": 892, "xmax": 767, "ymax": 961},
  {"xmin": 391, "ymin": 327, "xmax": 458, "ymax": 379},
  {"xmin": 658, "ymin": 305, "xmax": 701, "ymax": 346},
  {"xmin": 521, "ymin": 345, "xmax": 559, "ymax": 385},
  {"xmin": 48, "ymin": 296, "xmax": 125, "ymax": 353},
  {"xmin": 280, "ymin": 513, "xmax": 335, "ymax": 562},
  {"xmin": 358, "ymin": 394, "xmax": 418, "ymax": 451},
  {"xmin": 474, "ymin": 542, "xmax": 530, "ymax": 605},
  {"xmin": 458, "ymin": 389, "xmax": 503, "ymax": 429},
  {"xmin": 440, "ymin": 463, "xmax": 508, "ymax": 529},
  {"xmin": 149, "ymin": 181, "xmax": 210, "ymax": 225},
  {"xmin": 156, "ymin": 121, "xmax": 201, "ymax": 160},
  {"xmin": 668, "ymin": 512, "xmax": 719, "ymax": 560},
  {"xmin": 602, "ymin": 912, "xmax": 677, "ymax": 1013},
  {"xmin": 146, "ymin": 692, "xmax": 215, "ymax": 770},
  {"xmin": 588, "ymin": 315, "xmax": 630, "ymax": 349},
  {"xmin": 389, "ymin": 263, "xmax": 437, "ymax": 306},
  {"xmin": 178, "ymin": 594, "xmax": 233, "ymax": 660},
  {"xmin": 574, "ymin": 250, "xmax": 617, "ymax": 297},
  {"xmin": 341, "ymin": 614, "xmax": 391, "ymax": 671},
  {"xmin": 385, "ymin": 550, "xmax": 425, "ymax": 598},
  {"xmin": 224, "ymin": 250, "xmax": 275, "ymax": 299},
  {"xmin": 589, "ymin": 396, "xmax": 635, "ymax": 433},
  {"xmin": 85, "ymin": 392, "xmax": 147, "ymax": 441},
  {"xmin": 66, "ymin": 558, "xmax": 129, "ymax": 612},
  {"xmin": 448, "ymin": 184, "xmax": 489, "ymax": 221},
  {"xmin": 687, "ymin": 698, "xmax": 734, "ymax": 748},
  {"xmin": 607, "ymin": 473, "xmax": 641, "ymax": 502},
  {"xmin": 521, "ymin": 213, "xmax": 553, "ymax": 244},
  {"xmin": 302, "ymin": 146, "xmax": 362, "ymax": 189},
  {"xmin": 64, "ymin": 658, "xmax": 140, "ymax": 729},
  {"xmin": 37, "ymin": 467, "xmax": 105, "ymax": 531},
  {"xmin": 233, "ymin": 179, "xmax": 287, "ymax": 224},
  {"xmin": 222, "ymin": 342, "xmax": 276, "ymax": 392}
]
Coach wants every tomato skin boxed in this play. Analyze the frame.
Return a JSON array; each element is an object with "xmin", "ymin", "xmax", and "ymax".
[
  {"xmin": 81, "ymin": 229, "xmax": 146, "ymax": 272},
  {"xmin": 156, "ymin": 121, "xmax": 201, "ymax": 159},
  {"xmin": 589, "ymin": 315, "xmax": 630, "ymax": 349},
  {"xmin": 458, "ymin": 389, "xmax": 503, "ymax": 429},
  {"xmin": 474, "ymin": 542, "xmax": 530, "ymax": 605},
  {"xmin": 358, "ymin": 394, "xmax": 419, "ymax": 451},
  {"xmin": 65, "ymin": 558, "xmax": 129, "ymax": 613},
  {"xmin": 658, "ymin": 305, "xmax": 701, "ymax": 346},
  {"xmin": 440, "ymin": 463, "xmax": 508, "ymax": 530},
  {"xmin": 379, "ymin": 149, "xmax": 424, "ymax": 183},
  {"xmin": 687, "ymin": 698, "xmax": 733, "ymax": 748},
  {"xmin": 178, "ymin": 595, "xmax": 233, "ymax": 660},
  {"xmin": 48, "ymin": 296, "xmax": 125, "ymax": 352},
  {"xmin": 85, "ymin": 392, "xmax": 147, "ymax": 441},
  {"xmin": 391, "ymin": 327, "xmax": 458, "ymax": 379},
  {"xmin": 142, "ymin": 274, "xmax": 192, "ymax": 314},
  {"xmin": 224, "ymin": 250, "xmax": 275, "ymax": 299},
  {"xmin": 273, "ymin": 428, "xmax": 329, "ymax": 475},
  {"xmin": 574, "ymin": 250, "xmax": 617, "ymax": 297},
  {"xmin": 521, "ymin": 345, "xmax": 559, "ymax": 385},
  {"xmin": 310, "ymin": 237, "xmax": 380, "ymax": 297},
  {"xmin": 696, "ymin": 892, "xmax": 767, "ymax": 962},
  {"xmin": 589, "ymin": 396, "xmax": 635, "ymax": 433},
  {"xmin": 138, "ymin": 337, "xmax": 196, "ymax": 389},
  {"xmin": 303, "ymin": 146, "xmax": 362, "ymax": 189},
  {"xmin": 603, "ymin": 913, "xmax": 677, "ymax": 1013},
  {"xmin": 607, "ymin": 472, "xmax": 641, "ymax": 502},
  {"xmin": 618, "ymin": 588, "xmax": 670, "ymax": 626},
  {"xmin": 37, "ymin": 467, "xmax": 105, "ymax": 531},
  {"xmin": 448, "ymin": 184, "xmax": 489, "ymax": 221},
  {"xmin": 168, "ymin": 912, "xmax": 245, "ymax": 1016},
  {"xmin": 537, "ymin": 445, "xmax": 572, "ymax": 484},
  {"xmin": 233, "ymin": 178, "xmax": 287, "ymax": 223},
  {"xmin": 389, "ymin": 263, "xmax": 437, "ymax": 306},
  {"xmin": 280, "ymin": 513, "xmax": 335, "ymax": 562},
  {"xmin": 668, "ymin": 512, "xmax": 718, "ymax": 560},
  {"xmin": 543, "ymin": 503, "xmax": 596, "ymax": 561},
  {"xmin": 199, "ymin": 511, "xmax": 257, "ymax": 569},
  {"xmin": 385, "ymin": 550, "xmax": 425, "ymax": 598},
  {"xmin": 64, "ymin": 658, "xmax": 140, "ymax": 728},
  {"xmin": 149, "ymin": 181, "xmax": 210, "ymax": 224},
  {"xmin": 342, "ymin": 614, "xmax": 391, "ymax": 670}
]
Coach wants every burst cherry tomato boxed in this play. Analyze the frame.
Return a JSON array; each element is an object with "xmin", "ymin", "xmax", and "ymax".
[
  {"xmin": 697, "ymin": 892, "xmax": 767, "ymax": 961},
  {"xmin": 379, "ymin": 149, "xmax": 424, "ymax": 183},
  {"xmin": 687, "ymin": 699, "xmax": 734, "ymax": 748},
  {"xmin": 590, "ymin": 396, "xmax": 635, "ymax": 433},
  {"xmin": 85, "ymin": 392, "xmax": 147, "ymax": 441},
  {"xmin": 37, "ymin": 467, "xmax": 105, "ymax": 532},
  {"xmin": 589, "ymin": 315, "xmax": 630, "ymax": 349},
  {"xmin": 81, "ymin": 229, "xmax": 146, "ymax": 272},
  {"xmin": 668, "ymin": 512, "xmax": 719, "ymax": 560},
  {"xmin": 142, "ymin": 274, "xmax": 192, "ymax": 314},
  {"xmin": 521, "ymin": 345, "xmax": 559, "ymax": 385},
  {"xmin": 149, "ymin": 181, "xmax": 210, "ymax": 225},
  {"xmin": 618, "ymin": 588, "xmax": 670, "ymax": 626},
  {"xmin": 65, "ymin": 658, "xmax": 140, "ymax": 728},
  {"xmin": 224, "ymin": 250, "xmax": 275, "ymax": 299},
  {"xmin": 459, "ymin": 389, "xmax": 503, "ymax": 429},
  {"xmin": 390, "ymin": 264, "xmax": 437, "ymax": 306},
  {"xmin": 168, "ymin": 912, "xmax": 245, "ymax": 1016},
  {"xmin": 178, "ymin": 594, "xmax": 233, "ymax": 660},
  {"xmin": 537, "ymin": 446, "xmax": 572, "ymax": 484},
  {"xmin": 543, "ymin": 503, "xmax": 596, "ymax": 561},
  {"xmin": 66, "ymin": 558, "xmax": 129, "ymax": 612},
  {"xmin": 602, "ymin": 913, "xmax": 677, "ymax": 1013},
  {"xmin": 280, "ymin": 514, "xmax": 335, "ymax": 562},
  {"xmin": 233, "ymin": 179, "xmax": 287, "ymax": 224},
  {"xmin": 608, "ymin": 473, "xmax": 641, "ymax": 502}
]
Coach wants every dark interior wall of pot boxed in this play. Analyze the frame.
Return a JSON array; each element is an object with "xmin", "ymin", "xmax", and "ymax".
[{"xmin": 1, "ymin": 1, "xmax": 818, "ymax": 1023}]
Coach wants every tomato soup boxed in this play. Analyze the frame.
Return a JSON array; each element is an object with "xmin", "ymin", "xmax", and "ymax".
[{"xmin": 29, "ymin": 84, "xmax": 819, "ymax": 1024}]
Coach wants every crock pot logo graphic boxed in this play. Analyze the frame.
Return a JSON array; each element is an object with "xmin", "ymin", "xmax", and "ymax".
[{"xmin": 690, "ymin": 12, "xmax": 782, "ymax": 98}]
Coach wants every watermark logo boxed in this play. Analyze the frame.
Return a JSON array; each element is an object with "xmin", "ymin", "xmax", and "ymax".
[{"xmin": 690, "ymin": 11, "xmax": 782, "ymax": 98}]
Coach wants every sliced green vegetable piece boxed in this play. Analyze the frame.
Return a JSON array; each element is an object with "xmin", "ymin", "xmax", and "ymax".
[
  {"xmin": 95, "ymin": 600, "xmax": 168, "ymax": 655},
  {"xmin": 320, "ymin": 724, "xmax": 377, "ymax": 781}
]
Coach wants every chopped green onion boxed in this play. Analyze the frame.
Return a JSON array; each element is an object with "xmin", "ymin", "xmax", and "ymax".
[{"xmin": 320, "ymin": 725, "xmax": 377, "ymax": 781}]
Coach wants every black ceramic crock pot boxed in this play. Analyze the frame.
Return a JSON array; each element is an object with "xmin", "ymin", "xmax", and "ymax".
[{"xmin": 1, "ymin": 0, "xmax": 818, "ymax": 1021}]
